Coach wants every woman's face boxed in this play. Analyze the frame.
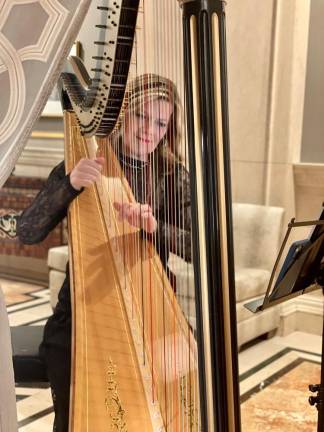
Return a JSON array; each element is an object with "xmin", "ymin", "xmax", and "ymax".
[{"xmin": 123, "ymin": 98, "xmax": 173, "ymax": 161}]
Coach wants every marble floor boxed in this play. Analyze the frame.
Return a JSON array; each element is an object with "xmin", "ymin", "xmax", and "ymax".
[
  {"xmin": 2, "ymin": 278, "xmax": 322, "ymax": 431},
  {"xmin": 240, "ymin": 333, "xmax": 321, "ymax": 431}
]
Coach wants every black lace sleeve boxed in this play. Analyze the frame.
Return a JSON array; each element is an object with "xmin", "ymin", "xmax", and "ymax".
[{"xmin": 17, "ymin": 161, "xmax": 81, "ymax": 245}]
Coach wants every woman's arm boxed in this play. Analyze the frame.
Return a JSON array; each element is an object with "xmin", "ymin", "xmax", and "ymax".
[
  {"xmin": 108, "ymin": 164, "xmax": 192, "ymax": 262},
  {"xmin": 18, "ymin": 158, "xmax": 104, "ymax": 245},
  {"xmin": 17, "ymin": 162, "xmax": 81, "ymax": 244}
]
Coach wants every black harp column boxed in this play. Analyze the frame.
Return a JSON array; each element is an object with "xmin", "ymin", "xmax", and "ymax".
[{"xmin": 178, "ymin": 1, "xmax": 241, "ymax": 431}]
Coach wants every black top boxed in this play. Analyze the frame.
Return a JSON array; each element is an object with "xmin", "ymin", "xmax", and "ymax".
[{"xmin": 17, "ymin": 157, "xmax": 192, "ymax": 349}]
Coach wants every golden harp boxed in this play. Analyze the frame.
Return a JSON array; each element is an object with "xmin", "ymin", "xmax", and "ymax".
[{"xmin": 61, "ymin": 1, "xmax": 240, "ymax": 430}]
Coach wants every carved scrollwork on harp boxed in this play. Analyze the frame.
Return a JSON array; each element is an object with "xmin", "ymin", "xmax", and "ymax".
[{"xmin": 105, "ymin": 358, "xmax": 127, "ymax": 431}]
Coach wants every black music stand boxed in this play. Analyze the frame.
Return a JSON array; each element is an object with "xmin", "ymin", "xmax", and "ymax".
[{"xmin": 245, "ymin": 209, "xmax": 324, "ymax": 432}]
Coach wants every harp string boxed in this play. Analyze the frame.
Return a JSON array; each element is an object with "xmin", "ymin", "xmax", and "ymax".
[
  {"xmin": 160, "ymin": 2, "xmax": 168, "ymax": 422},
  {"xmin": 171, "ymin": 4, "xmax": 179, "ymax": 428},
  {"xmin": 165, "ymin": 2, "xmax": 172, "ymax": 424}
]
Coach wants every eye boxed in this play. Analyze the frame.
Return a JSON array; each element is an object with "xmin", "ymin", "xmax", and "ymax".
[
  {"xmin": 135, "ymin": 111, "xmax": 145, "ymax": 119},
  {"xmin": 157, "ymin": 120, "xmax": 167, "ymax": 128}
]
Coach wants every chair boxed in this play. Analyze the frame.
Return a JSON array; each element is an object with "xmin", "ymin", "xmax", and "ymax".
[{"xmin": 168, "ymin": 202, "xmax": 285, "ymax": 348}]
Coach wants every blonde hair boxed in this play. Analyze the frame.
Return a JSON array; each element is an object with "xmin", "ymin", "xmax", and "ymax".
[{"xmin": 114, "ymin": 73, "xmax": 183, "ymax": 164}]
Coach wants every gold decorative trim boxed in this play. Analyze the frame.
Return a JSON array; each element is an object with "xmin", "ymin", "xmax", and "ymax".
[
  {"xmin": 105, "ymin": 358, "xmax": 127, "ymax": 431},
  {"xmin": 71, "ymin": 41, "xmax": 82, "ymax": 58},
  {"xmin": 180, "ymin": 376, "xmax": 199, "ymax": 431}
]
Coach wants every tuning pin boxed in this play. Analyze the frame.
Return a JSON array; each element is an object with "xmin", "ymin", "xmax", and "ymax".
[
  {"xmin": 309, "ymin": 395, "xmax": 320, "ymax": 406},
  {"xmin": 309, "ymin": 384, "xmax": 320, "ymax": 393}
]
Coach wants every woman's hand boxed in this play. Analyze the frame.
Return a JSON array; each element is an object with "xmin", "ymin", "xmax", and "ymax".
[
  {"xmin": 69, "ymin": 157, "xmax": 105, "ymax": 191},
  {"xmin": 113, "ymin": 202, "xmax": 157, "ymax": 234}
]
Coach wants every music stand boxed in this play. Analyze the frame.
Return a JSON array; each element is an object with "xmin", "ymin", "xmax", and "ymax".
[{"xmin": 245, "ymin": 209, "xmax": 324, "ymax": 432}]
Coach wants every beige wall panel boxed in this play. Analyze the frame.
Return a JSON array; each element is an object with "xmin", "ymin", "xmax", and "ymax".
[
  {"xmin": 227, "ymin": 0, "xmax": 275, "ymax": 164},
  {"xmin": 231, "ymin": 160, "xmax": 265, "ymax": 205},
  {"xmin": 294, "ymin": 163, "xmax": 324, "ymax": 223},
  {"xmin": 264, "ymin": 163, "xmax": 295, "ymax": 231},
  {"xmin": 301, "ymin": 0, "xmax": 324, "ymax": 163},
  {"xmin": 227, "ymin": 0, "xmax": 311, "ymax": 217},
  {"xmin": 15, "ymin": 137, "xmax": 64, "ymax": 178},
  {"xmin": 264, "ymin": 0, "xmax": 311, "ymax": 228},
  {"xmin": 266, "ymin": 0, "xmax": 310, "ymax": 166}
]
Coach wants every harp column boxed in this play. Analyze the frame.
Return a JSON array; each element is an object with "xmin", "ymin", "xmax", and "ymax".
[{"xmin": 179, "ymin": 1, "xmax": 241, "ymax": 431}]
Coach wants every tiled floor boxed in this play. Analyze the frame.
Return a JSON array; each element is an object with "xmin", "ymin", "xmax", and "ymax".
[
  {"xmin": 2, "ymin": 278, "xmax": 322, "ymax": 431},
  {"xmin": 1, "ymin": 277, "xmax": 46, "ymax": 306},
  {"xmin": 16, "ymin": 387, "xmax": 54, "ymax": 432},
  {"xmin": 4, "ymin": 282, "xmax": 54, "ymax": 431}
]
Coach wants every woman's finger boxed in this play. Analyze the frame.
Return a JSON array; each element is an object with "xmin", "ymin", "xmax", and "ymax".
[
  {"xmin": 141, "ymin": 214, "xmax": 157, "ymax": 233},
  {"xmin": 78, "ymin": 161, "xmax": 103, "ymax": 175},
  {"xmin": 78, "ymin": 174, "xmax": 99, "ymax": 183},
  {"xmin": 95, "ymin": 156, "xmax": 105, "ymax": 166}
]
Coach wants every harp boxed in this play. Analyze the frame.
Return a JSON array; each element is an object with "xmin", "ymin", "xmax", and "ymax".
[{"xmin": 1, "ymin": 0, "xmax": 240, "ymax": 431}]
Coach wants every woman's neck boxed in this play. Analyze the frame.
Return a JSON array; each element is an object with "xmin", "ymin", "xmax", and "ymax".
[{"xmin": 121, "ymin": 147, "xmax": 148, "ymax": 163}]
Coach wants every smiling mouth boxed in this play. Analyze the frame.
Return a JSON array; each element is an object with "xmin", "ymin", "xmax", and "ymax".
[{"xmin": 136, "ymin": 136, "xmax": 151, "ymax": 144}]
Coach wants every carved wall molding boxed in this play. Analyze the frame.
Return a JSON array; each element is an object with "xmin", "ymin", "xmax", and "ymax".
[{"xmin": 0, "ymin": 0, "xmax": 91, "ymax": 187}]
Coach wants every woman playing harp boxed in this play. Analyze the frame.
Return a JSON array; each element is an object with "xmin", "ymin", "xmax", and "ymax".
[{"xmin": 17, "ymin": 73, "xmax": 192, "ymax": 432}]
